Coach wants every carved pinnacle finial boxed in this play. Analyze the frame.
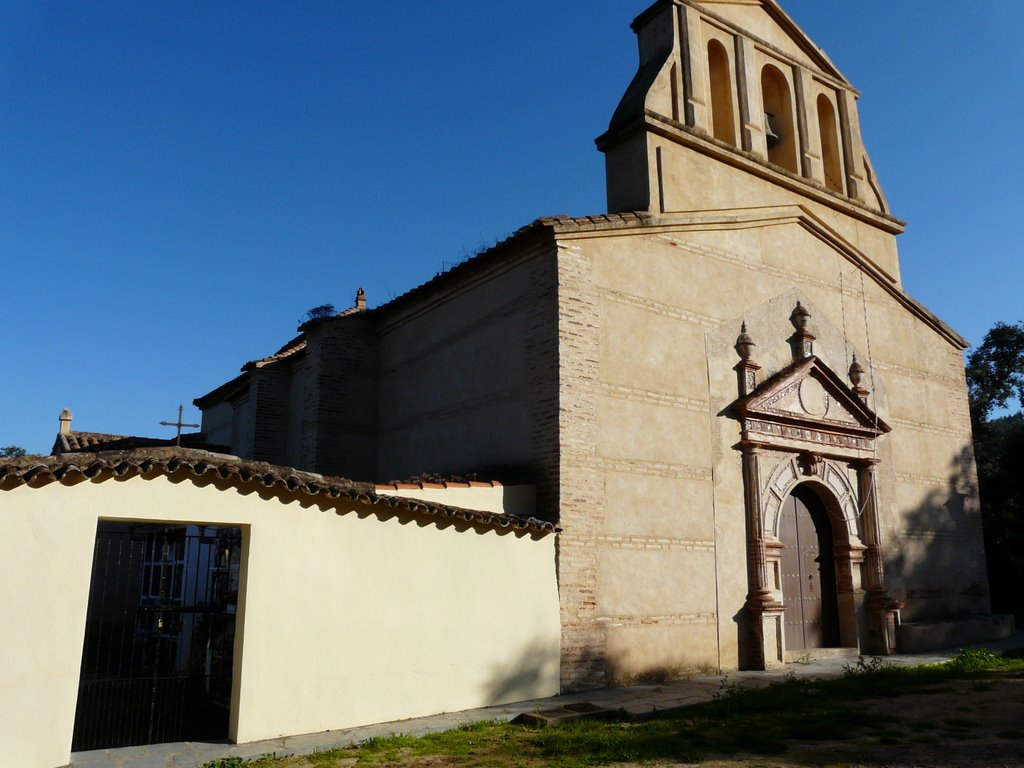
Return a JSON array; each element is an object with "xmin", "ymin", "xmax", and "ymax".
[
  {"xmin": 788, "ymin": 301, "xmax": 815, "ymax": 360},
  {"xmin": 790, "ymin": 300, "xmax": 811, "ymax": 331},
  {"xmin": 734, "ymin": 321, "xmax": 761, "ymax": 397},
  {"xmin": 849, "ymin": 354, "xmax": 870, "ymax": 404},
  {"xmin": 735, "ymin": 321, "xmax": 756, "ymax": 362}
]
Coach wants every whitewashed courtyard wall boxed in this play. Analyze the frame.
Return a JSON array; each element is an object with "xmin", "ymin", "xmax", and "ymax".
[{"xmin": 0, "ymin": 471, "xmax": 560, "ymax": 768}]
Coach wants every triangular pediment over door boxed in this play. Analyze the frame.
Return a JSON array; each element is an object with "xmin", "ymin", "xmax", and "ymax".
[{"xmin": 735, "ymin": 355, "xmax": 890, "ymax": 458}]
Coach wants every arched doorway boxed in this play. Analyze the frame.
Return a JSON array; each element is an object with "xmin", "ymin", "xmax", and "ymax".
[{"xmin": 779, "ymin": 484, "xmax": 840, "ymax": 651}]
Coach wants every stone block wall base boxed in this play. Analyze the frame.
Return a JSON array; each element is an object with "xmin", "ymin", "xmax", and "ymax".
[
  {"xmin": 751, "ymin": 611, "xmax": 786, "ymax": 670},
  {"xmin": 864, "ymin": 609, "xmax": 898, "ymax": 656},
  {"xmin": 897, "ymin": 615, "xmax": 1017, "ymax": 654}
]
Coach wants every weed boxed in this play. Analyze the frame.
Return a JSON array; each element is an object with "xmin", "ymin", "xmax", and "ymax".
[
  {"xmin": 842, "ymin": 655, "xmax": 891, "ymax": 676},
  {"xmin": 712, "ymin": 673, "xmax": 744, "ymax": 701},
  {"xmin": 950, "ymin": 648, "xmax": 1000, "ymax": 669}
]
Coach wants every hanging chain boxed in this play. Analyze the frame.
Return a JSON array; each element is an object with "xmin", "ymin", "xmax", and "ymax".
[{"xmin": 840, "ymin": 271, "xmax": 850, "ymax": 369}]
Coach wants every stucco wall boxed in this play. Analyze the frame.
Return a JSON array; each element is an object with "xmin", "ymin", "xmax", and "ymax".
[
  {"xmin": 0, "ymin": 474, "xmax": 559, "ymax": 768},
  {"xmin": 554, "ymin": 204, "xmax": 985, "ymax": 684}
]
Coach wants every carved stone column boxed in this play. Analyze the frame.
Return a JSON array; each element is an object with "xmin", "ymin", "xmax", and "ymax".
[
  {"xmin": 741, "ymin": 443, "xmax": 785, "ymax": 669},
  {"xmin": 855, "ymin": 459, "xmax": 902, "ymax": 654}
]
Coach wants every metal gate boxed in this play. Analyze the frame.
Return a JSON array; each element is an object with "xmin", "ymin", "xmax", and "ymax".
[
  {"xmin": 780, "ymin": 488, "xmax": 839, "ymax": 650},
  {"xmin": 72, "ymin": 522, "xmax": 242, "ymax": 752}
]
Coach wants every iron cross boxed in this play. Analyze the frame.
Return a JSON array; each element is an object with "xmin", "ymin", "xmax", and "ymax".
[{"xmin": 159, "ymin": 404, "xmax": 200, "ymax": 447}]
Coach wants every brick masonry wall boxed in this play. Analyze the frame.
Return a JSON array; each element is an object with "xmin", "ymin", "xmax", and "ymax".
[
  {"xmin": 554, "ymin": 240, "xmax": 608, "ymax": 690},
  {"xmin": 306, "ymin": 316, "xmax": 379, "ymax": 480},
  {"xmin": 250, "ymin": 369, "xmax": 290, "ymax": 465},
  {"xmin": 374, "ymin": 242, "xmax": 561, "ymax": 493}
]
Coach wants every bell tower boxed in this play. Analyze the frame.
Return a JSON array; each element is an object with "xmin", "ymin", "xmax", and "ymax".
[{"xmin": 596, "ymin": 0, "xmax": 901, "ymax": 276}]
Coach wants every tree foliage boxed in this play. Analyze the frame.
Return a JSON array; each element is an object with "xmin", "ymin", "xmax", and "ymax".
[
  {"xmin": 966, "ymin": 322, "xmax": 1024, "ymax": 620},
  {"xmin": 966, "ymin": 321, "xmax": 1024, "ymax": 427},
  {"xmin": 0, "ymin": 445, "xmax": 28, "ymax": 458}
]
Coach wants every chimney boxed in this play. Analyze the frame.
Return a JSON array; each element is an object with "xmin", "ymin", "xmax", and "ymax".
[
  {"xmin": 59, "ymin": 408, "xmax": 74, "ymax": 435},
  {"xmin": 355, "ymin": 287, "xmax": 366, "ymax": 311}
]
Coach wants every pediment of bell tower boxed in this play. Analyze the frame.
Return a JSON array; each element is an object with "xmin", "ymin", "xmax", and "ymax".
[
  {"xmin": 692, "ymin": 1, "xmax": 847, "ymax": 80},
  {"xmin": 599, "ymin": 0, "xmax": 894, "ymax": 226}
]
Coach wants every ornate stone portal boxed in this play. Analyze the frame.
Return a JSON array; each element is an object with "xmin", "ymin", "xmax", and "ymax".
[{"xmin": 733, "ymin": 304, "xmax": 901, "ymax": 669}]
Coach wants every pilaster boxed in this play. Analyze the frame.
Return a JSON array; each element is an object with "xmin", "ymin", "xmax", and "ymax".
[
  {"xmin": 837, "ymin": 89, "xmax": 867, "ymax": 203},
  {"xmin": 679, "ymin": 4, "xmax": 709, "ymax": 132},
  {"xmin": 796, "ymin": 69, "xmax": 825, "ymax": 185},
  {"xmin": 735, "ymin": 36, "xmax": 766, "ymax": 158},
  {"xmin": 855, "ymin": 459, "xmax": 901, "ymax": 655}
]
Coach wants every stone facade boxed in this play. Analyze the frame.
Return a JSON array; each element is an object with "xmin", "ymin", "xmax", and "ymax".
[{"xmin": 194, "ymin": 0, "xmax": 1011, "ymax": 691}]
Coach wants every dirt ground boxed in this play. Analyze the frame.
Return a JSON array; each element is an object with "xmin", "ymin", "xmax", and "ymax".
[
  {"xmin": 641, "ymin": 674, "xmax": 1024, "ymax": 768},
  {"xmin": 283, "ymin": 674, "xmax": 1024, "ymax": 768}
]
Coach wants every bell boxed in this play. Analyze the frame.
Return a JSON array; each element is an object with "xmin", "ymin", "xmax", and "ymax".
[{"xmin": 764, "ymin": 112, "xmax": 782, "ymax": 150}]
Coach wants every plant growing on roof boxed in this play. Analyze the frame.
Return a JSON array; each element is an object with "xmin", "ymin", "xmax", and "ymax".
[{"xmin": 299, "ymin": 304, "xmax": 336, "ymax": 324}]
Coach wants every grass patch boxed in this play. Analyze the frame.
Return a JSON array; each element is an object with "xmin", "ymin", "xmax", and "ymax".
[{"xmin": 200, "ymin": 650, "xmax": 1024, "ymax": 768}]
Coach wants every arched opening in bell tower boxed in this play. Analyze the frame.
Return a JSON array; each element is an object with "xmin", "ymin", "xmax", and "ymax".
[
  {"xmin": 817, "ymin": 94, "xmax": 844, "ymax": 194},
  {"xmin": 707, "ymin": 39, "xmax": 737, "ymax": 146},
  {"xmin": 760, "ymin": 64, "xmax": 798, "ymax": 174}
]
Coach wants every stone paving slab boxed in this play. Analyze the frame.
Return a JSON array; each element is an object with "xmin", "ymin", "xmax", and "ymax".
[{"xmin": 70, "ymin": 633, "xmax": 1024, "ymax": 768}]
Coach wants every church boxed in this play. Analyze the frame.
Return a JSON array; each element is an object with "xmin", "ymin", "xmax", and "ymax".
[
  {"xmin": 194, "ymin": 0, "xmax": 1010, "ymax": 684},
  {"xmin": 0, "ymin": 2, "xmax": 1013, "ymax": 766}
]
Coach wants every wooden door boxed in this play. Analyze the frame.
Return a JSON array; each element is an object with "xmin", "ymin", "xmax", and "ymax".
[{"xmin": 780, "ymin": 488, "xmax": 839, "ymax": 650}]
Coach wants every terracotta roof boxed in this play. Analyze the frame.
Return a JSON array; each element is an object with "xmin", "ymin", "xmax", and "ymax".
[
  {"xmin": 52, "ymin": 431, "xmax": 223, "ymax": 456},
  {"xmin": 0, "ymin": 449, "xmax": 557, "ymax": 535},
  {"xmin": 193, "ymin": 213, "xmax": 653, "ymax": 409},
  {"xmin": 196, "ymin": 301, "xmax": 373, "ymax": 406},
  {"xmin": 373, "ymin": 212, "xmax": 653, "ymax": 313},
  {"xmin": 376, "ymin": 479, "xmax": 503, "ymax": 491},
  {"xmin": 245, "ymin": 333, "xmax": 307, "ymax": 371}
]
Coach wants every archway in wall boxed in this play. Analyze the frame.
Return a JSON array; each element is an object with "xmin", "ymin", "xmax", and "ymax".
[
  {"xmin": 72, "ymin": 521, "xmax": 243, "ymax": 752},
  {"xmin": 779, "ymin": 484, "xmax": 841, "ymax": 651}
]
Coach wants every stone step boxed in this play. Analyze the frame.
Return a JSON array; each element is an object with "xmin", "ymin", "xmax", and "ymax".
[
  {"xmin": 785, "ymin": 646, "xmax": 861, "ymax": 664},
  {"xmin": 513, "ymin": 701, "xmax": 615, "ymax": 727}
]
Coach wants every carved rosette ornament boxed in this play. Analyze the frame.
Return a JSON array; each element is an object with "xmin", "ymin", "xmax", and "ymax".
[{"xmin": 731, "ymin": 304, "xmax": 898, "ymax": 669}]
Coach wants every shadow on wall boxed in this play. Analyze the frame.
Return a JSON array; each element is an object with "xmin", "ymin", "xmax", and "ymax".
[
  {"xmin": 481, "ymin": 639, "xmax": 561, "ymax": 706},
  {"xmin": 887, "ymin": 444, "xmax": 992, "ymax": 624}
]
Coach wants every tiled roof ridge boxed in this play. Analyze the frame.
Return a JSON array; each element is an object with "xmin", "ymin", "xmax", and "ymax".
[
  {"xmin": 196, "ymin": 212, "xmax": 650, "ymax": 403},
  {"xmin": 0, "ymin": 450, "xmax": 557, "ymax": 535},
  {"xmin": 376, "ymin": 479, "xmax": 503, "ymax": 490},
  {"xmin": 244, "ymin": 333, "xmax": 307, "ymax": 371},
  {"xmin": 63, "ymin": 429, "xmax": 129, "ymax": 443},
  {"xmin": 53, "ymin": 430, "xmax": 216, "ymax": 456},
  {"xmin": 241, "ymin": 302, "xmax": 369, "ymax": 373},
  {"xmin": 371, "ymin": 211, "xmax": 652, "ymax": 314}
]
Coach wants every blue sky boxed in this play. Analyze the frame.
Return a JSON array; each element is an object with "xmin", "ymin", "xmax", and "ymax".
[{"xmin": 2, "ymin": 1, "xmax": 1022, "ymax": 454}]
